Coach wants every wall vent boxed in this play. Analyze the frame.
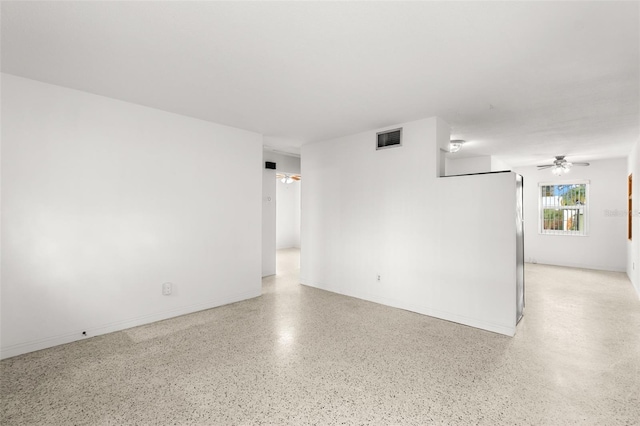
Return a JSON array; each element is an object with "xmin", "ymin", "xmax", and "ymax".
[{"xmin": 376, "ymin": 128, "xmax": 402, "ymax": 150}]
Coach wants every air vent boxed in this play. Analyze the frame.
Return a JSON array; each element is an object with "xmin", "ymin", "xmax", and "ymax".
[{"xmin": 376, "ymin": 128, "xmax": 402, "ymax": 150}]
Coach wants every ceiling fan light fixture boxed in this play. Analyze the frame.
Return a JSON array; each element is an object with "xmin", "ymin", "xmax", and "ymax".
[
  {"xmin": 552, "ymin": 164, "xmax": 571, "ymax": 175},
  {"xmin": 276, "ymin": 173, "xmax": 301, "ymax": 184},
  {"xmin": 280, "ymin": 174, "xmax": 294, "ymax": 184},
  {"xmin": 539, "ymin": 156, "xmax": 588, "ymax": 175},
  {"xmin": 449, "ymin": 140, "xmax": 465, "ymax": 153}
]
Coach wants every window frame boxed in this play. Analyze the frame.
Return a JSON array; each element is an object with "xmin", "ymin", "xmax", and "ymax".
[{"xmin": 538, "ymin": 180, "xmax": 590, "ymax": 236}]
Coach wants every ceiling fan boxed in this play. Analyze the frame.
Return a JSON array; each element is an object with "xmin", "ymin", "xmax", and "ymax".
[
  {"xmin": 537, "ymin": 156, "xmax": 590, "ymax": 176},
  {"xmin": 276, "ymin": 173, "xmax": 301, "ymax": 184}
]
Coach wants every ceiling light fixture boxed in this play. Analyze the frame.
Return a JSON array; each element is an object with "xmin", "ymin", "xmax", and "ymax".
[
  {"xmin": 538, "ymin": 156, "xmax": 586, "ymax": 175},
  {"xmin": 280, "ymin": 175, "xmax": 294, "ymax": 184},
  {"xmin": 551, "ymin": 162, "xmax": 572, "ymax": 176},
  {"xmin": 449, "ymin": 140, "xmax": 465, "ymax": 153},
  {"xmin": 276, "ymin": 173, "xmax": 301, "ymax": 184}
]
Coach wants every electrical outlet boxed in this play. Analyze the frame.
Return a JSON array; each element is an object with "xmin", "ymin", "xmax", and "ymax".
[
  {"xmin": 377, "ymin": 274, "xmax": 381, "ymax": 281},
  {"xmin": 162, "ymin": 282, "xmax": 172, "ymax": 296}
]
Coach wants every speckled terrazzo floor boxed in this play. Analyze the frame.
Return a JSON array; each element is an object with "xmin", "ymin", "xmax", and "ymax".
[{"xmin": 2, "ymin": 249, "xmax": 639, "ymax": 425}]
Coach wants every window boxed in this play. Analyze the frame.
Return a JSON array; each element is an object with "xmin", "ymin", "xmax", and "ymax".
[{"xmin": 539, "ymin": 182, "xmax": 588, "ymax": 236}]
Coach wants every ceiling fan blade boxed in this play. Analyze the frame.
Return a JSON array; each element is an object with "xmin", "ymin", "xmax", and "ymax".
[
  {"xmin": 292, "ymin": 176, "xmax": 301, "ymax": 181},
  {"xmin": 537, "ymin": 165, "xmax": 554, "ymax": 169},
  {"xmin": 572, "ymin": 162, "xmax": 590, "ymax": 166}
]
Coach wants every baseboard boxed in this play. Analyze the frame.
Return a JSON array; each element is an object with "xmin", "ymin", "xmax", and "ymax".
[{"xmin": 0, "ymin": 289, "xmax": 261, "ymax": 360}]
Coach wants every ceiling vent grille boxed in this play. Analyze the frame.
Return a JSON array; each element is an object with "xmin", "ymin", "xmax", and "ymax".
[{"xmin": 376, "ymin": 128, "xmax": 402, "ymax": 150}]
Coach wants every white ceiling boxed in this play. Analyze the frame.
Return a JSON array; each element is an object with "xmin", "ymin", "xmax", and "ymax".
[{"xmin": 2, "ymin": 1, "xmax": 638, "ymax": 166}]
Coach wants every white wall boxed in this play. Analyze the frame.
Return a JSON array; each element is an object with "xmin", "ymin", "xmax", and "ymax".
[
  {"xmin": 514, "ymin": 158, "xmax": 628, "ymax": 272},
  {"xmin": 445, "ymin": 155, "xmax": 492, "ymax": 175},
  {"xmin": 294, "ymin": 178, "xmax": 301, "ymax": 248},
  {"xmin": 445, "ymin": 155, "xmax": 511, "ymax": 176},
  {"xmin": 262, "ymin": 168, "xmax": 276, "ymax": 277},
  {"xmin": 263, "ymin": 151, "xmax": 301, "ymax": 174},
  {"xmin": 628, "ymin": 140, "xmax": 640, "ymax": 298},
  {"xmin": 301, "ymin": 117, "xmax": 520, "ymax": 336},
  {"xmin": 276, "ymin": 180, "xmax": 301, "ymax": 249},
  {"xmin": 491, "ymin": 157, "xmax": 511, "ymax": 172},
  {"xmin": 1, "ymin": 74, "xmax": 263, "ymax": 358}
]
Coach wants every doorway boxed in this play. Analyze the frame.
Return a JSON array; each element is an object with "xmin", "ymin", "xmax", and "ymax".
[
  {"xmin": 261, "ymin": 151, "xmax": 301, "ymax": 278},
  {"xmin": 275, "ymin": 173, "xmax": 301, "ymax": 275}
]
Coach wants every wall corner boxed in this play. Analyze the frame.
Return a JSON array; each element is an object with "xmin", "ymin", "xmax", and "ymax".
[{"xmin": 435, "ymin": 117, "xmax": 451, "ymax": 178}]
